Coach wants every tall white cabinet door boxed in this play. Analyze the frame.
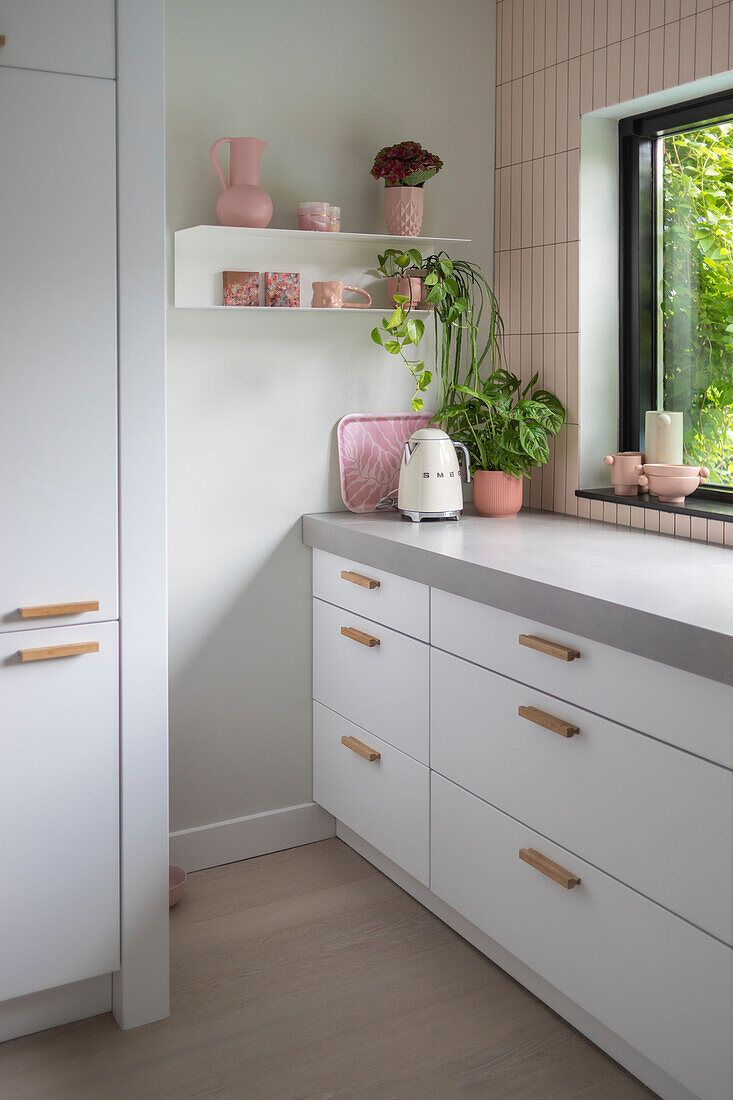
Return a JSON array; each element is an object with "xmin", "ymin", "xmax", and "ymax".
[
  {"xmin": 0, "ymin": 68, "xmax": 118, "ymax": 631},
  {"xmin": 0, "ymin": 1, "xmax": 115, "ymax": 78},
  {"xmin": 0, "ymin": 622, "xmax": 119, "ymax": 1002}
]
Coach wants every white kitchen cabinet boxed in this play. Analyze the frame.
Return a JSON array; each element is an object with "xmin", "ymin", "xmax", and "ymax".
[
  {"xmin": 0, "ymin": 1, "xmax": 115, "ymax": 78},
  {"xmin": 312, "ymin": 549, "xmax": 429, "ymax": 641},
  {"xmin": 0, "ymin": 66, "xmax": 118, "ymax": 632},
  {"xmin": 0, "ymin": 623, "xmax": 119, "ymax": 1003}
]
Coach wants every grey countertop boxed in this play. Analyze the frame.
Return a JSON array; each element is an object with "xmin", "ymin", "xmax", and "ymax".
[{"xmin": 302, "ymin": 508, "xmax": 733, "ymax": 685}]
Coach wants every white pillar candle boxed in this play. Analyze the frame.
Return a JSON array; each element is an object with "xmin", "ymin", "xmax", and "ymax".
[{"xmin": 645, "ymin": 410, "xmax": 683, "ymax": 465}]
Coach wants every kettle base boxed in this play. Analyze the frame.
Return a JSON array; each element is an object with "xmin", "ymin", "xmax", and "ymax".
[{"xmin": 400, "ymin": 509, "xmax": 462, "ymax": 523}]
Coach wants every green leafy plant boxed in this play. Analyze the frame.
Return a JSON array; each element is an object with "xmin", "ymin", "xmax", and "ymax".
[
  {"xmin": 436, "ymin": 369, "xmax": 566, "ymax": 477},
  {"xmin": 370, "ymin": 141, "xmax": 443, "ymax": 188}
]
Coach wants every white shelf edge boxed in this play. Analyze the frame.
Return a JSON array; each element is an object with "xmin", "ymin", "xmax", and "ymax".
[
  {"xmin": 174, "ymin": 224, "xmax": 470, "ymax": 246},
  {"xmin": 171, "ymin": 305, "xmax": 434, "ymax": 313}
]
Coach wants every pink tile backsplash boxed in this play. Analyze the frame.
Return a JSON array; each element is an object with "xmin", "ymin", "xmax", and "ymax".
[{"xmin": 495, "ymin": 0, "xmax": 733, "ymax": 542}]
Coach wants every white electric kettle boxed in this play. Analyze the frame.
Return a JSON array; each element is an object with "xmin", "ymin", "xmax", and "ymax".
[{"xmin": 397, "ymin": 427, "xmax": 471, "ymax": 522}]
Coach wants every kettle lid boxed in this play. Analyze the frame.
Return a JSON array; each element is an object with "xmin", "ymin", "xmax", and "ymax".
[{"xmin": 409, "ymin": 427, "xmax": 449, "ymax": 442}]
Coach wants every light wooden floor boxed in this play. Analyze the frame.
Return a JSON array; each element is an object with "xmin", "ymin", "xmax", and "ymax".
[{"xmin": 1, "ymin": 839, "xmax": 656, "ymax": 1099}]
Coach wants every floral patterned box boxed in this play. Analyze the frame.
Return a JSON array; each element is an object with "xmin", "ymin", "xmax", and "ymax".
[
  {"xmin": 222, "ymin": 270, "xmax": 259, "ymax": 307},
  {"xmin": 264, "ymin": 271, "xmax": 300, "ymax": 308}
]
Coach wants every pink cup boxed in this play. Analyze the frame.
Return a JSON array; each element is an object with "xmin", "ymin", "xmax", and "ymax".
[
  {"xmin": 603, "ymin": 451, "xmax": 643, "ymax": 495},
  {"xmin": 311, "ymin": 281, "xmax": 372, "ymax": 309},
  {"xmin": 299, "ymin": 201, "xmax": 330, "ymax": 231}
]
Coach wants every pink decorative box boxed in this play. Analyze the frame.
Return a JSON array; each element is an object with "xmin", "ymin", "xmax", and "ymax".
[
  {"xmin": 222, "ymin": 270, "xmax": 259, "ymax": 306},
  {"xmin": 264, "ymin": 271, "xmax": 300, "ymax": 307}
]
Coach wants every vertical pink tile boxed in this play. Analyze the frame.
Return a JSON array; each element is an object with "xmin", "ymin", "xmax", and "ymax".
[
  {"xmin": 557, "ymin": 0, "xmax": 571, "ymax": 63},
  {"xmin": 497, "ymin": 1, "xmax": 506, "ymax": 84},
  {"xmin": 564, "ymin": 424, "xmax": 580, "ymax": 513},
  {"xmin": 577, "ymin": 497, "xmax": 591, "ymax": 520},
  {"xmin": 543, "ymin": 324, "xmax": 556, "ymax": 396},
  {"xmin": 497, "ymin": 251, "xmax": 511, "ymax": 322},
  {"xmin": 553, "ymin": 424, "xmax": 567, "ymax": 514},
  {"xmin": 567, "ymin": 57, "xmax": 581, "ymax": 148},
  {"xmin": 533, "ymin": 0, "xmax": 547, "ymax": 71},
  {"xmin": 591, "ymin": 499, "xmax": 605, "ymax": 521},
  {"xmin": 619, "ymin": 35, "xmax": 635, "ymax": 99},
  {"xmin": 497, "ymin": 82, "xmax": 510, "ymax": 167},
  {"xmin": 621, "ymin": 0, "xmax": 637, "ymax": 37},
  {"xmin": 724, "ymin": 522, "xmax": 733, "ymax": 548},
  {"xmin": 712, "ymin": 3, "xmax": 730, "ymax": 73},
  {"xmin": 694, "ymin": 8, "xmax": 713, "ymax": 76},
  {"xmin": 505, "ymin": 334, "xmax": 521, "ymax": 376},
  {"xmin": 690, "ymin": 517, "xmax": 708, "ymax": 542},
  {"xmin": 543, "ymin": 245, "xmax": 556, "ymax": 335},
  {"xmin": 542, "ymin": 428, "xmax": 556, "ymax": 511},
  {"xmin": 616, "ymin": 503, "xmax": 632, "ymax": 525},
  {"xmin": 521, "ymin": 161, "xmax": 534, "ymax": 248},
  {"xmin": 659, "ymin": 511, "xmax": 675, "ymax": 536},
  {"xmin": 649, "ymin": 0, "xmax": 666, "ymax": 25},
  {"xmin": 635, "ymin": 0, "xmax": 651, "ymax": 32},
  {"xmin": 566, "ymin": 331, "xmax": 579, "ymax": 423},
  {"xmin": 634, "ymin": 31, "xmax": 650, "ymax": 95},
  {"xmin": 510, "ymin": 249, "xmax": 522, "ymax": 333},
  {"xmin": 630, "ymin": 507, "xmax": 645, "ymax": 529},
  {"xmin": 531, "ymin": 246, "xmax": 544, "ymax": 332},
  {"xmin": 496, "ymin": 167, "xmax": 508, "ymax": 251},
  {"xmin": 512, "ymin": 0, "xmax": 525, "ymax": 80},
  {"xmin": 644, "ymin": 509, "xmax": 661, "ymax": 532},
  {"xmin": 581, "ymin": 0, "xmax": 595, "ymax": 52},
  {"xmin": 607, "ymin": 0, "xmax": 622, "ymax": 41},
  {"xmin": 680, "ymin": 0, "xmax": 697, "ymax": 14},
  {"xmin": 531, "ymin": 333, "xmax": 544, "ymax": 379},
  {"xmin": 567, "ymin": 241, "xmax": 579, "ymax": 330},
  {"xmin": 707, "ymin": 519, "xmax": 725, "ymax": 544},
  {"xmin": 544, "ymin": 67, "xmax": 558, "ymax": 156},
  {"xmin": 543, "ymin": 156, "xmax": 556, "ymax": 244},
  {"xmin": 510, "ymin": 164, "xmax": 522, "ymax": 248},
  {"xmin": 593, "ymin": 47, "xmax": 608, "ymax": 107},
  {"xmin": 665, "ymin": 0, "xmax": 681, "ymax": 20},
  {"xmin": 604, "ymin": 501, "xmax": 619, "ymax": 524},
  {"xmin": 555, "ymin": 151, "xmax": 568, "ymax": 242},
  {"xmin": 568, "ymin": 0, "xmax": 583, "ymax": 56},
  {"xmin": 556, "ymin": 61, "xmax": 569, "ymax": 150},
  {"xmin": 523, "ymin": 477, "xmax": 532, "ymax": 509},
  {"xmin": 523, "ymin": 0, "xmax": 535, "ymax": 75},
  {"xmin": 606, "ymin": 39, "xmax": 621, "ymax": 102},
  {"xmin": 678, "ymin": 15, "xmax": 696, "ymax": 81},
  {"xmin": 663, "ymin": 19, "xmax": 680, "ymax": 86},
  {"xmin": 580, "ymin": 50, "xmax": 595, "ymax": 113},
  {"xmin": 729, "ymin": 5, "xmax": 733, "ymax": 69},
  {"xmin": 696, "ymin": 0, "xmax": 712, "ymax": 9},
  {"xmin": 675, "ymin": 514, "xmax": 692, "ymax": 538},
  {"xmin": 533, "ymin": 71, "xmax": 546, "ymax": 158},
  {"xmin": 532, "ymin": 158, "xmax": 545, "ymax": 244},
  {"xmin": 595, "ymin": 0, "xmax": 610, "ymax": 47},
  {"xmin": 522, "ymin": 76, "xmax": 535, "ymax": 162},
  {"xmin": 545, "ymin": 0, "xmax": 559, "ymax": 65},
  {"xmin": 554, "ymin": 332, "xmax": 568, "ymax": 415},
  {"xmin": 555, "ymin": 244, "xmax": 568, "ymax": 336},
  {"xmin": 511, "ymin": 78, "xmax": 524, "ymax": 165},
  {"xmin": 648, "ymin": 26, "xmax": 665, "ymax": 90},
  {"xmin": 519, "ymin": 335, "xmax": 533, "ymax": 393}
]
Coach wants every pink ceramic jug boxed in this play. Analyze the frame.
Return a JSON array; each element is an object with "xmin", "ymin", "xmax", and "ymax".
[
  {"xmin": 311, "ymin": 281, "xmax": 372, "ymax": 309},
  {"xmin": 210, "ymin": 137, "xmax": 273, "ymax": 228}
]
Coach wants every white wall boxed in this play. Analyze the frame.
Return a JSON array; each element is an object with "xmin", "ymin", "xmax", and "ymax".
[{"xmin": 166, "ymin": 0, "xmax": 496, "ymax": 841}]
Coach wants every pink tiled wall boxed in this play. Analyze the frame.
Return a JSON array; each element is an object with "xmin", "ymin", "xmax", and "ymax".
[{"xmin": 495, "ymin": 0, "xmax": 733, "ymax": 546}]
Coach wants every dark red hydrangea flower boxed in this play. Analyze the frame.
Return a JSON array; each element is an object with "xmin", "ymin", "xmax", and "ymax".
[{"xmin": 371, "ymin": 141, "xmax": 443, "ymax": 187}]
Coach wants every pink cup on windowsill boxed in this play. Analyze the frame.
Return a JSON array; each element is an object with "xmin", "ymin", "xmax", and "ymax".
[{"xmin": 603, "ymin": 451, "xmax": 643, "ymax": 495}]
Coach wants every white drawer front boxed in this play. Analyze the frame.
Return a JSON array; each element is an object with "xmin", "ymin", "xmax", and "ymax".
[
  {"xmin": 314, "ymin": 703, "xmax": 429, "ymax": 885},
  {"xmin": 313, "ymin": 597, "xmax": 429, "ymax": 763},
  {"xmin": 431, "ymin": 589, "xmax": 733, "ymax": 768},
  {"xmin": 0, "ymin": 1, "xmax": 115, "ymax": 78},
  {"xmin": 431, "ymin": 774, "xmax": 732, "ymax": 1100},
  {"xmin": 313, "ymin": 549, "xmax": 429, "ymax": 641},
  {"xmin": 0, "ymin": 622, "xmax": 119, "ymax": 1002},
  {"xmin": 432, "ymin": 649, "xmax": 733, "ymax": 943}
]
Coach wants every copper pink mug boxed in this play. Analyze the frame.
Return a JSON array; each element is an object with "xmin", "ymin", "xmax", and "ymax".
[{"xmin": 311, "ymin": 281, "xmax": 372, "ymax": 309}]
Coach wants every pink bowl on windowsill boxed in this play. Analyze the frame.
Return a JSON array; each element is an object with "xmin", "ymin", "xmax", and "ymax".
[
  {"xmin": 635, "ymin": 463, "xmax": 710, "ymax": 503},
  {"xmin": 169, "ymin": 865, "xmax": 187, "ymax": 907}
]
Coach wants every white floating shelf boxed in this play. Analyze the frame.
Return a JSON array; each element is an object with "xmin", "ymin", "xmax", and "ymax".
[
  {"xmin": 173, "ymin": 224, "xmax": 471, "ymax": 309},
  {"xmin": 174, "ymin": 305, "xmax": 433, "ymax": 314}
]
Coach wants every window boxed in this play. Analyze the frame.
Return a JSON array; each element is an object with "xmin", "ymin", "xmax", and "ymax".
[{"xmin": 620, "ymin": 92, "xmax": 733, "ymax": 497}]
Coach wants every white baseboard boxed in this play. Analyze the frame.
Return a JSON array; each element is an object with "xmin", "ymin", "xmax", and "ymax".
[
  {"xmin": 169, "ymin": 801, "xmax": 336, "ymax": 873},
  {"xmin": 337, "ymin": 823, "xmax": 696, "ymax": 1100},
  {"xmin": 0, "ymin": 974, "xmax": 112, "ymax": 1044}
]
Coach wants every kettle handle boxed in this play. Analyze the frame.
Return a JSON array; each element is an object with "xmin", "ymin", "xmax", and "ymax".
[
  {"xmin": 210, "ymin": 138, "xmax": 233, "ymax": 192},
  {"xmin": 454, "ymin": 442, "xmax": 472, "ymax": 484}
]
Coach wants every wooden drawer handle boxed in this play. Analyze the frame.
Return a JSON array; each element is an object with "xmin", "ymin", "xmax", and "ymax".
[
  {"xmin": 341, "ymin": 626, "xmax": 380, "ymax": 648},
  {"xmin": 519, "ymin": 848, "xmax": 581, "ymax": 889},
  {"xmin": 518, "ymin": 705, "xmax": 579, "ymax": 738},
  {"xmin": 518, "ymin": 634, "xmax": 581, "ymax": 662},
  {"xmin": 19, "ymin": 641, "xmax": 99, "ymax": 663},
  {"xmin": 341, "ymin": 570, "xmax": 380, "ymax": 590},
  {"xmin": 0, "ymin": 36, "xmax": 5, "ymax": 47},
  {"xmin": 19, "ymin": 601, "xmax": 99, "ymax": 619},
  {"xmin": 341, "ymin": 734, "xmax": 381, "ymax": 762}
]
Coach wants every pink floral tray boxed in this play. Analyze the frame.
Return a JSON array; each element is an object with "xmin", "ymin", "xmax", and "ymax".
[{"xmin": 337, "ymin": 412, "xmax": 433, "ymax": 513}]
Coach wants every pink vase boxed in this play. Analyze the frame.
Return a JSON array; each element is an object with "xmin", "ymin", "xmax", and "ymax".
[
  {"xmin": 473, "ymin": 471, "xmax": 524, "ymax": 517},
  {"xmin": 385, "ymin": 186, "xmax": 424, "ymax": 236},
  {"xmin": 210, "ymin": 137, "xmax": 273, "ymax": 228}
]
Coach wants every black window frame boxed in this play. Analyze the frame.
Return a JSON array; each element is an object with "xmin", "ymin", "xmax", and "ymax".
[{"xmin": 619, "ymin": 89, "xmax": 733, "ymax": 503}]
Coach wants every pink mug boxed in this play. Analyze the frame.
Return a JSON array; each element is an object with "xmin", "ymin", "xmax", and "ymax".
[{"xmin": 311, "ymin": 281, "xmax": 372, "ymax": 309}]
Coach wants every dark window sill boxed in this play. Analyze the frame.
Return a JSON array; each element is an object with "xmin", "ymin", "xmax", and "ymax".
[{"xmin": 576, "ymin": 487, "xmax": 733, "ymax": 522}]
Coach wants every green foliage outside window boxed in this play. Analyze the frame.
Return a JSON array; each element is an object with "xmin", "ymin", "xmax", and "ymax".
[{"xmin": 662, "ymin": 124, "xmax": 733, "ymax": 484}]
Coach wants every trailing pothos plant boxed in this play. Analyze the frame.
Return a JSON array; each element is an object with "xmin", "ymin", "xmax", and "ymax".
[
  {"xmin": 369, "ymin": 247, "xmax": 505, "ymax": 412},
  {"xmin": 436, "ymin": 369, "xmax": 566, "ymax": 477}
]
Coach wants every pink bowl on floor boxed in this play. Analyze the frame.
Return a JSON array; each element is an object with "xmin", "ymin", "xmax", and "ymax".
[{"xmin": 169, "ymin": 865, "xmax": 187, "ymax": 907}]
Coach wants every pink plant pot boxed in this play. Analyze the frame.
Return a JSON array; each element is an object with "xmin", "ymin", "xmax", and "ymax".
[
  {"xmin": 384, "ymin": 186, "xmax": 424, "ymax": 236},
  {"xmin": 387, "ymin": 276, "xmax": 423, "ymax": 309},
  {"xmin": 473, "ymin": 470, "xmax": 524, "ymax": 517},
  {"xmin": 603, "ymin": 451, "xmax": 643, "ymax": 495}
]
